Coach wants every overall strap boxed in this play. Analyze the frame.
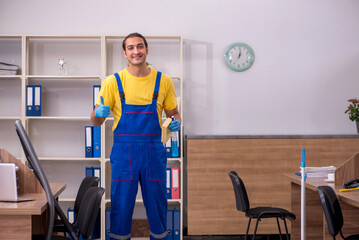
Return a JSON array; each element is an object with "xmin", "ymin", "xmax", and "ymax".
[
  {"xmin": 114, "ymin": 73, "xmax": 126, "ymax": 104},
  {"xmin": 152, "ymin": 71, "xmax": 162, "ymax": 101}
]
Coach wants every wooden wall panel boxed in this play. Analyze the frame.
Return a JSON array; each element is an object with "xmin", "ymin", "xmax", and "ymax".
[{"xmin": 187, "ymin": 137, "xmax": 359, "ymax": 235}]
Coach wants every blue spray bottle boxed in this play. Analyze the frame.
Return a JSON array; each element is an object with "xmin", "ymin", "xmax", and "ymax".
[{"xmin": 171, "ymin": 117, "xmax": 179, "ymax": 158}]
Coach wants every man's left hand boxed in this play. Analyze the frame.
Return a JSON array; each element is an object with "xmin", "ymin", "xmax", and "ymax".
[{"xmin": 169, "ymin": 119, "xmax": 181, "ymax": 132}]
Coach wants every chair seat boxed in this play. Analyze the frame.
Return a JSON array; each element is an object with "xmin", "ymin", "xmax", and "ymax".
[
  {"xmin": 345, "ymin": 234, "xmax": 359, "ymax": 240},
  {"xmin": 246, "ymin": 207, "xmax": 296, "ymax": 221}
]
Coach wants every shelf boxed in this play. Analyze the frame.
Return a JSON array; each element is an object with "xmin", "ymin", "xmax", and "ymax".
[
  {"xmin": 26, "ymin": 116, "xmax": 91, "ymax": 120},
  {"xmin": 26, "ymin": 75, "xmax": 101, "ymax": 80},
  {"xmin": 0, "ymin": 117, "xmax": 21, "ymax": 120},
  {"xmin": 26, "ymin": 35, "xmax": 101, "ymax": 39},
  {"xmin": 0, "ymin": 75, "xmax": 22, "ymax": 79},
  {"xmin": 38, "ymin": 157, "xmax": 101, "ymax": 161},
  {"xmin": 1, "ymin": 34, "xmax": 183, "ymax": 240},
  {"xmin": 59, "ymin": 197, "xmax": 76, "ymax": 202},
  {"xmin": 105, "ymin": 35, "xmax": 182, "ymax": 40},
  {"xmin": 171, "ymin": 76, "xmax": 181, "ymax": 81},
  {"xmin": 0, "ymin": 34, "xmax": 22, "ymax": 38},
  {"xmin": 105, "ymin": 158, "xmax": 181, "ymax": 163}
]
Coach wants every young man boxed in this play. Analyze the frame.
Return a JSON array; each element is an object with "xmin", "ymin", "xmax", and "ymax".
[{"xmin": 91, "ymin": 32, "xmax": 181, "ymax": 240}]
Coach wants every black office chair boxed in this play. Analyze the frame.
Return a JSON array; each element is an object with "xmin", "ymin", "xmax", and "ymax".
[
  {"xmin": 15, "ymin": 120, "xmax": 78, "ymax": 240},
  {"xmin": 228, "ymin": 171, "xmax": 296, "ymax": 240},
  {"xmin": 75, "ymin": 187, "xmax": 104, "ymax": 240},
  {"xmin": 316, "ymin": 186, "xmax": 359, "ymax": 240},
  {"xmin": 52, "ymin": 186, "xmax": 105, "ymax": 240},
  {"xmin": 53, "ymin": 176, "xmax": 100, "ymax": 235},
  {"xmin": 34, "ymin": 187, "xmax": 104, "ymax": 240}
]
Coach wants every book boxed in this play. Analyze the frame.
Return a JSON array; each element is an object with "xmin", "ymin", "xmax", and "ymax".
[
  {"xmin": 161, "ymin": 117, "xmax": 172, "ymax": 143},
  {"xmin": 0, "ymin": 62, "xmax": 20, "ymax": 75}
]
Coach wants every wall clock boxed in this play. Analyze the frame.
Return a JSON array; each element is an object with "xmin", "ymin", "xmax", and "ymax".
[{"xmin": 224, "ymin": 42, "xmax": 254, "ymax": 72}]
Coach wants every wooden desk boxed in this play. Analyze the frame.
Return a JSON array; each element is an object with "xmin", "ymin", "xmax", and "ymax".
[
  {"xmin": 187, "ymin": 136, "xmax": 359, "ymax": 235},
  {"xmin": 0, "ymin": 183, "xmax": 66, "ymax": 240},
  {"xmin": 284, "ymin": 174, "xmax": 359, "ymax": 240}
]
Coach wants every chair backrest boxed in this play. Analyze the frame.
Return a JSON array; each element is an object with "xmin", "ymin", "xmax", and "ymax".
[
  {"xmin": 74, "ymin": 176, "xmax": 100, "ymax": 217},
  {"xmin": 316, "ymin": 186, "xmax": 344, "ymax": 238},
  {"xmin": 228, "ymin": 171, "xmax": 250, "ymax": 212},
  {"xmin": 15, "ymin": 120, "xmax": 55, "ymax": 240},
  {"xmin": 77, "ymin": 186, "xmax": 105, "ymax": 240}
]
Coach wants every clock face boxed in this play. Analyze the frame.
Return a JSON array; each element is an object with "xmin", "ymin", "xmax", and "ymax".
[{"xmin": 224, "ymin": 42, "xmax": 254, "ymax": 72}]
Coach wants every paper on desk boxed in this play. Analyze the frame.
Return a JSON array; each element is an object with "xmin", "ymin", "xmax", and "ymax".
[{"xmin": 296, "ymin": 166, "xmax": 336, "ymax": 178}]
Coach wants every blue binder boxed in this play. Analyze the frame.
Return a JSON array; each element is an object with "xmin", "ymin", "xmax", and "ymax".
[
  {"xmin": 173, "ymin": 208, "xmax": 180, "ymax": 240},
  {"xmin": 105, "ymin": 208, "xmax": 111, "ymax": 240},
  {"xmin": 85, "ymin": 166, "xmax": 94, "ymax": 177},
  {"xmin": 93, "ymin": 126, "xmax": 101, "ymax": 158},
  {"xmin": 93, "ymin": 85, "xmax": 101, "ymax": 109},
  {"xmin": 67, "ymin": 208, "xmax": 75, "ymax": 224},
  {"xmin": 165, "ymin": 138, "xmax": 172, "ymax": 158},
  {"xmin": 93, "ymin": 167, "xmax": 101, "ymax": 186},
  {"xmin": 26, "ymin": 85, "xmax": 34, "ymax": 116},
  {"xmin": 167, "ymin": 209, "xmax": 174, "ymax": 240},
  {"xmin": 67, "ymin": 209, "xmax": 84, "ymax": 240},
  {"xmin": 86, "ymin": 166, "xmax": 101, "ymax": 185},
  {"xmin": 33, "ymin": 85, "xmax": 42, "ymax": 116},
  {"xmin": 67, "ymin": 208, "xmax": 76, "ymax": 239},
  {"xmin": 85, "ymin": 126, "xmax": 93, "ymax": 158},
  {"xmin": 166, "ymin": 168, "xmax": 172, "ymax": 199}
]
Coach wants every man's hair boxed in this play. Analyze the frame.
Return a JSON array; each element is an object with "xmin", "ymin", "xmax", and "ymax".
[{"xmin": 122, "ymin": 32, "xmax": 148, "ymax": 51}]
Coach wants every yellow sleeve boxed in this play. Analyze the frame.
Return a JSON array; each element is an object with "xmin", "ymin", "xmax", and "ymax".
[{"xmin": 163, "ymin": 75, "xmax": 178, "ymax": 111}]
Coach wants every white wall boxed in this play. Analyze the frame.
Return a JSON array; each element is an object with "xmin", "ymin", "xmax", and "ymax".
[{"xmin": 1, "ymin": 0, "xmax": 359, "ymax": 135}]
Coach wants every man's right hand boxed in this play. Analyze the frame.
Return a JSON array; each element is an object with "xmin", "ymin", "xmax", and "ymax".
[{"xmin": 95, "ymin": 96, "xmax": 110, "ymax": 118}]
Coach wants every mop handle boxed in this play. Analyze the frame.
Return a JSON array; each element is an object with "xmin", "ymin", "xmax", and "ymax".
[{"xmin": 301, "ymin": 148, "xmax": 306, "ymax": 240}]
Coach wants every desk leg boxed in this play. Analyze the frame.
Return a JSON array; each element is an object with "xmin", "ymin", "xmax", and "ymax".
[
  {"xmin": 0, "ymin": 215, "xmax": 31, "ymax": 240},
  {"xmin": 290, "ymin": 183, "xmax": 323, "ymax": 240}
]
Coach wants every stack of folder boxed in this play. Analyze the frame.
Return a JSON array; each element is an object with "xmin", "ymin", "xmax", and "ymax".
[
  {"xmin": 85, "ymin": 166, "xmax": 101, "ymax": 186},
  {"xmin": 0, "ymin": 62, "xmax": 20, "ymax": 75},
  {"xmin": 167, "ymin": 207, "xmax": 180, "ymax": 240},
  {"xmin": 26, "ymin": 85, "xmax": 42, "ymax": 116},
  {"xmin": 93, "ymin": 85, "xmax": 101, "ymax": 109},
  {"xmin": 296, "ymin": 166, "xmax": 336, "ymax": 178},
  {"xmin": 105, "ymin": 208, "xmax": 111, "ymax": 240},
  {"xmin": 166, "ymin": 167, "xmax": 180, "ymax": 199},
  {"xmin": 85, "ymin": 126, "xmax": 101, "ymax": 158}
]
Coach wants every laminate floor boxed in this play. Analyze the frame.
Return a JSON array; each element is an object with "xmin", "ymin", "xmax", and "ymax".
[
  {"xmin": 184, "ymin": 235, "xmax": 290, "ymax": 240},
  {"xmin": 133, "ymin": 235, "xmax": 290, "ymax": 240}
]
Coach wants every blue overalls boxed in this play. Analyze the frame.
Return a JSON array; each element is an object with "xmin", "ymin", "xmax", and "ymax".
[{"xmin": 108, "ymin": 72, "xmax": 168, "ymax": 240}]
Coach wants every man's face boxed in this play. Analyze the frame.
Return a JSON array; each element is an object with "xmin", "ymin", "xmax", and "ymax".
[{"xmin": 123, "ymin": 37, "xmax": 148, "ymax": 66}]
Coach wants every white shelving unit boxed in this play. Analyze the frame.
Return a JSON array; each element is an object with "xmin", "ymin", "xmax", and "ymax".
[{"xmin": 0, "ymin": 34, "xmax": 183, "ymax": 240}]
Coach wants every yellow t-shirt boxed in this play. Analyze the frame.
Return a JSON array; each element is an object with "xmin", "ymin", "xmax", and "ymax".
[{"xmin": 96, "ymin": 68, "xmax": 178, "ymax": 131}]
